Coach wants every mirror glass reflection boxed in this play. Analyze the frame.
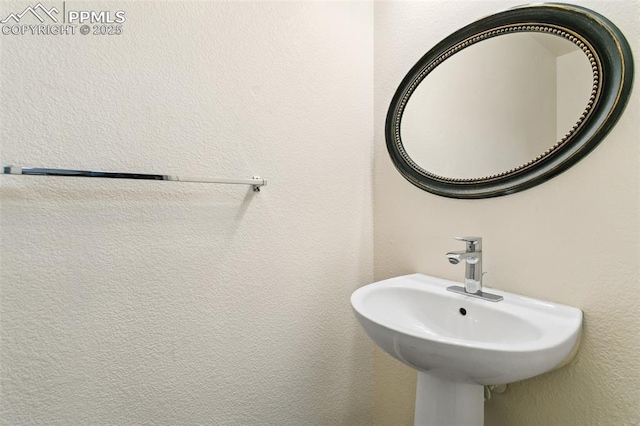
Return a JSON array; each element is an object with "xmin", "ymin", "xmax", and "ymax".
[{"xmin": 401, "ymin": 32, "xmax": 594, "ymax": 180}]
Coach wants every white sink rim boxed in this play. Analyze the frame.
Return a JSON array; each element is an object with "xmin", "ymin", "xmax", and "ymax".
[{"xmin": 351, "ymin": 273, "xmax": 582, "ymax": 355}]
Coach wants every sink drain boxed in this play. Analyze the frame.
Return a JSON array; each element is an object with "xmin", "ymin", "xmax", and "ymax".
[{"xmin": 459, "ymin": 308, "xmax": 467, "ymax": 316}]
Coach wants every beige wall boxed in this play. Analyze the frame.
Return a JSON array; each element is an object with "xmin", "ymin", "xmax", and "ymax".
[
  {"xmin": 374, "ymin": 1, "xmax": 639, "ymax": 425},
  {"xmin": 0, "ymin": 2, "xmax": 374, "ymax": 424}
]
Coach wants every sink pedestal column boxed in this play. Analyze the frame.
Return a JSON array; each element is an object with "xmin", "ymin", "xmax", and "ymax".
[{"xmin": 414, "ymin": 372, "xmax": 483, "ymax": 426}]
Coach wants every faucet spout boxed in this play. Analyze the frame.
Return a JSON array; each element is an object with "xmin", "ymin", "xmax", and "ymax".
[
  {"xmin": 445, "ymin": 236, "xmax": 503, "ymax": 302},
  {"xmin": 446, "ymin": 237, "xmax": 483, "ymax": 294},
  {"xmin": 445, "ymin": 251, "xmax": 479, "ymax": 265}
]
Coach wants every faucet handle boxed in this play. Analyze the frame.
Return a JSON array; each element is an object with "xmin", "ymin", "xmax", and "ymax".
[{"xmin": 454, "ymin": 236, "xmax": 482, "ymax": 251}]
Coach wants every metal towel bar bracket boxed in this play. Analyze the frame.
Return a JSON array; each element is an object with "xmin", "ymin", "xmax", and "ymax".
[{"xmin": 2, "ymin": 166, "xmax": 267, "ymax": 192}]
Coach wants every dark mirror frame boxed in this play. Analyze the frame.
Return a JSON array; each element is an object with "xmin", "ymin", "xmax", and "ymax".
[{"xmin": 386, "ymin": 3, "xmax": 634, "ymax": 199}]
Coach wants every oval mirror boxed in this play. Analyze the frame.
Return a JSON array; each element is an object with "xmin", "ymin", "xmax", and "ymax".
[{"xmin": 386, "ymin": 3, "xmax": 634, "ymax": 198}]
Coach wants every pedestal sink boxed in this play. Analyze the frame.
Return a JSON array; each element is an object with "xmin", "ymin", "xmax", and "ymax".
[{"xmin": 351, "ymin": 274, "xmax": 582, "ymax": 426}]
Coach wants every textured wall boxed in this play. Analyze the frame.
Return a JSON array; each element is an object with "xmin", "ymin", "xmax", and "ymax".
[
  {"xmin": 374, "ymin": 1, "xmax": 639, "ymax": 425},
  {"xmin": 0, "ymin": 2, "xmax": 374, "ymax": 424}
]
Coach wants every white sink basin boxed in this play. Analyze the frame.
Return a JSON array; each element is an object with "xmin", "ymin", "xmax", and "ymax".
[{"xmin": 352, "ymin": 273, "xmax": 582, "ymax": 384}]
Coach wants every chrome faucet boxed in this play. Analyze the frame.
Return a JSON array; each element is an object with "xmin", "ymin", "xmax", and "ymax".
[{"xmin": 446, "ymin": 237, "xmax": 503, "ymax": 302}]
